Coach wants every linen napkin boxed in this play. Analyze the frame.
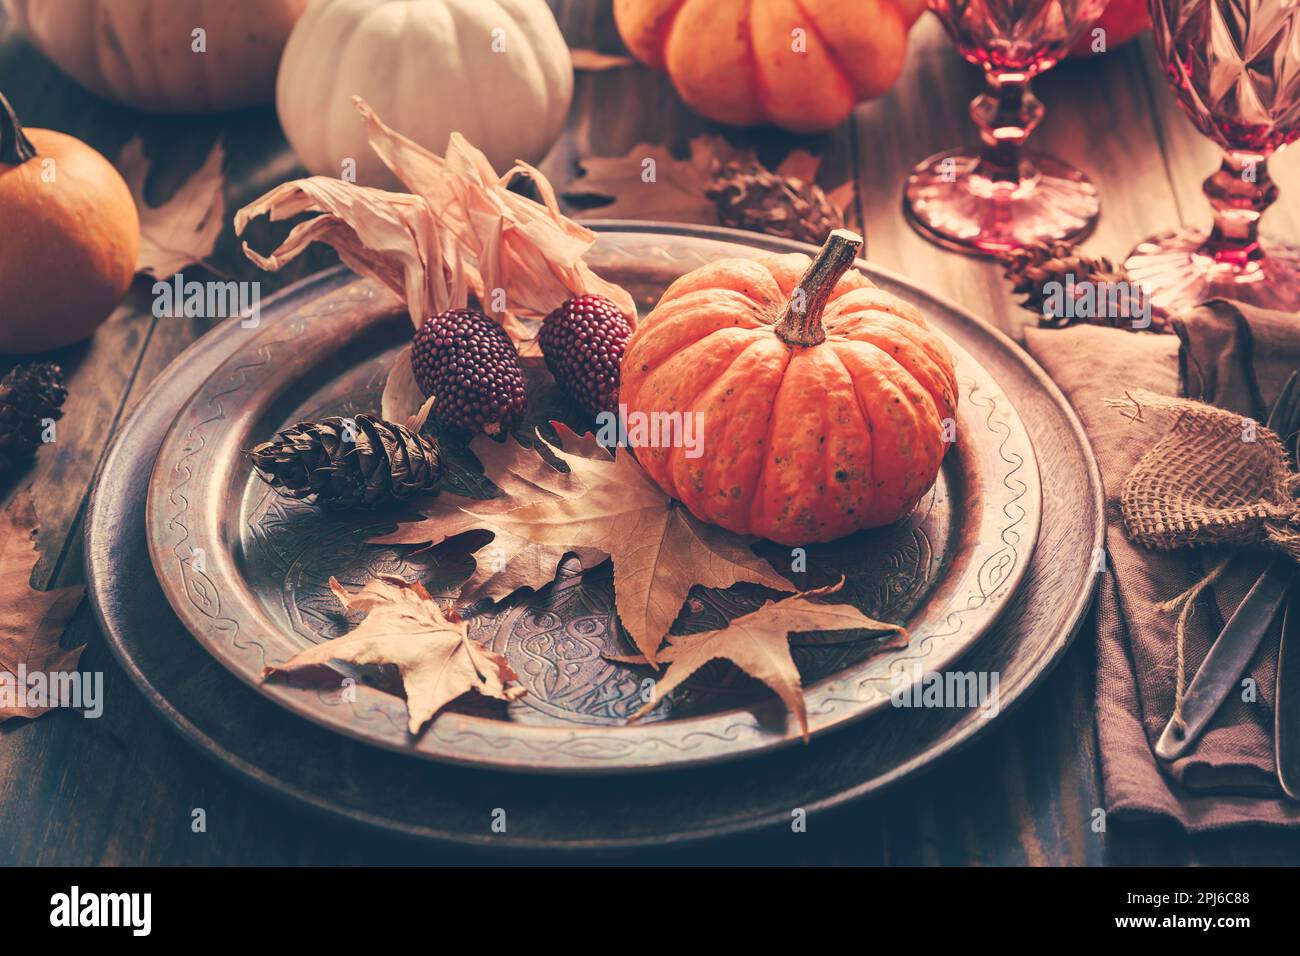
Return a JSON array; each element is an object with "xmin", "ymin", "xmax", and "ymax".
[{"xmin": 1024, "ymin": 300, "xmax": 1300, "ymax": 829}]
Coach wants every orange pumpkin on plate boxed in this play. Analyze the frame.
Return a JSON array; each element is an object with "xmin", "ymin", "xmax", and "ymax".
[
  {"xmin": 613, "ymin": 0, "xmax": 925, "ymax": 133},
  {"xmin": 620, "ymin": 230, "xmax": 957, "ymax": 546}
]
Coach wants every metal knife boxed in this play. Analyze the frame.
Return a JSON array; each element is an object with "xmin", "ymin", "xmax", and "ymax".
[
  {"xmin": 1277, "ymin": 584, "xmax": 1300, "ymax": 799},
  {"xmin": 1155, "ymin": 556, "xmax": 1292, "ymax": 761}
]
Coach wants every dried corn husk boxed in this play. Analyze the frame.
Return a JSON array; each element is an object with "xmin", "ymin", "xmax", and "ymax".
[{"xmin": 236, "ymin": 97, "xmax": 634, "ymax": 349}]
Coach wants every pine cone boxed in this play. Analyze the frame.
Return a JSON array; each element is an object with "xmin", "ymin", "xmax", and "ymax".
[
  {"xmin": 0, "ymin": 362, "xmax": 66, "ymax": 477},
  {"xmin": 706, "ymin": 160, "xmax": 845, "ymax": 245},
  {"xmin": 1001, "ymin": 241, "xmax": 1172, "ymax": 333},
  {"xmin": 248, "ymin": 415, "xmax": 443, "ymax": 509}
]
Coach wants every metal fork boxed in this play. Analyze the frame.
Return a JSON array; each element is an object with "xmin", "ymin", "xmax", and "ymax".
[{"xmin": 1155, "ymin": 372, "xmax": 1300, "ymax": 773}]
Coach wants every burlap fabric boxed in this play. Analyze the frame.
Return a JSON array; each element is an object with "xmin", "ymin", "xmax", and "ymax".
[{"xmin": 1114, "ymin": 390, "xmax": 1300, "ymax": 560}]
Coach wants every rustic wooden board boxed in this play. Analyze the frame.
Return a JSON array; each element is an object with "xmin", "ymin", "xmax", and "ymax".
[{"xmin": 3, "ymin": 1, "xmax": 1300, "ymax": 864}]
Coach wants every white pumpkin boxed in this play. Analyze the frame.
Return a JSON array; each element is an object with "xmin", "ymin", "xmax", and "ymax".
[
  {"xmin": 275, "ymin": 0, "xmax": 574, "ymax": 188},
  {"xmin": 2, "ymin": 0, "xmax": 309, "ymax": 113}
]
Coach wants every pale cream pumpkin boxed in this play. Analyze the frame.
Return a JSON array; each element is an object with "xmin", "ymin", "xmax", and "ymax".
[
  {"xmin": 2, "ymin": 0, "xmax": 308, "ymax": 113},
  {"xmin": 276, "ymin": 0, "xmax": 574, "ymax": 189}
]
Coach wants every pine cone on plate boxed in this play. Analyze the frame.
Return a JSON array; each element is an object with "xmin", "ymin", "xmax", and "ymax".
[
  {"xmin": 248, "ymin": 414, "xmax": 443, "ymax": 509},
  {"xmin": 0, "ymin": 362, "xmax": 66, "ymax": 478}
]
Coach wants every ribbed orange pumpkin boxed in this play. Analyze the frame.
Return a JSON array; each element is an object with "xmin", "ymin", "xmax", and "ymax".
[
  {"xmin": 613, "ymin": 0, "xmax": 926, "ymax": 133},
  {"xmin": 619, "ymin": 230, "xmax": 957, "ymax": 546}
]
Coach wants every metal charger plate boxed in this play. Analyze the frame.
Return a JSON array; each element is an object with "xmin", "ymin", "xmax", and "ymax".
[
  {"xmin": 142, "ymin": 229, "xmax": 1041, "ymax": 773},
  {"xmin": 85, "ymin": 223, "xmax": 1103, "ymax": 851}
]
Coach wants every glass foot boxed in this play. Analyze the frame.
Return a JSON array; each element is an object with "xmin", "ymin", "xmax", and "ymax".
[
  {"xmin": 1125, "ymin": 230, "xmax": 1300, "ymax": 314},
  {"xmin": 903, "ymin": 148, "xmax": 1100, "ymax": 257}
]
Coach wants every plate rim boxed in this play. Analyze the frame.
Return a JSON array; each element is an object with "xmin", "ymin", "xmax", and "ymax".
[
  {"xmin": 84, "ymin": 222, "xmax": 1103, "ymax": 849},
  {"xmin": 140, "ymin": 229, "xmax": 1044, "ymax": 774}
]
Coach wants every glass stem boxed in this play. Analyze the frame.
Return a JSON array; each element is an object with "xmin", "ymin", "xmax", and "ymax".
[
  {"xmin": 971, "ymin": 72, "xmax": 1044, "ymax": 186},
  {"xmin": 1199, "ymin": 151, "xmax": 1276, "ymax": 269}
]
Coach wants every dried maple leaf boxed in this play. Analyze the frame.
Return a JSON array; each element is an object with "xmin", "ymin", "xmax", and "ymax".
[
  {"xmin": 474, "ymin": 432, "xmax": 793, "ymax": 664},
  {"xmin": 564, "ymin": 135, "xmax": 856, "ymax": 239},
  {"xmin": 264, "ymin": 574, "xmax": 524, "ymax": 733},
  {"xmin": 0, "ymin": 490, "xmax": 85, "ymax": 723},
  {"xmin": 118, "ymin": 136, "xmax": 226, "ymax": 277},
  {"xmin": 609, "ymin": 582, "xmax": 907, "ymax": 740},
  {"xmin": 370, "ymin": 426, "xmax": 604, "ymax": 603},
  {"xmin": 564, "ymin": 136, "xmax": 733, "ymax": 224}
]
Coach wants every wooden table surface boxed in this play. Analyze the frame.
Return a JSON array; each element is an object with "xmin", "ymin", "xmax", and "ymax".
[{"xmin": 3, "ymin": 3, "xmax": 1300, "ymax": 866}]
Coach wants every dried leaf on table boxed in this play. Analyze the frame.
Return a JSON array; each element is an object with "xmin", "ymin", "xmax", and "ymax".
[
  {"xmin": 370, "ymin": 426, "xmax": 605, "ymax": 603},
  {"xmin": 564, "ymin": 137, "xmax": 733, "ymax": 224},
  {"xmin": 608, "ymin": 582, "xmax": 907, "ymax": 740},
  {"xmin": 473, "ymin": 431, "xmax": 794, "ymax": 664},
  {"xmin": 570, "ymin": 48, "xmax": 637, "ymax": 71},
  {"xmin": 0, "ymin": 490, "xmax": 85, "ymax": 722},
  {"xmin": 118, "ymin": 136, "xmax": 226, "ymax": 277},
  {"xmin": 564, "ymin": 135, "xmax": 857, "ymax": 245},
  {"xmin": 264, "ymin": 574, "xmax": 524, "ymax": 733}
]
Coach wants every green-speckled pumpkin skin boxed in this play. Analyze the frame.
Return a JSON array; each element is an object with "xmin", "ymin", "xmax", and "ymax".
[{"xmin": 619, "ymin": 234, "xmax": 957, "ymax": 546}]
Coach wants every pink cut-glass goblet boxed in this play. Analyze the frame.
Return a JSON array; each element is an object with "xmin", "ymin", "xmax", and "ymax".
[
  {"xmin": 904, "ymin": 0, "xmax": 1110, "ymax": 256},
  {"xmin": 1125, "ymin": 0, "xmax": 1300, "ymax": 313}
]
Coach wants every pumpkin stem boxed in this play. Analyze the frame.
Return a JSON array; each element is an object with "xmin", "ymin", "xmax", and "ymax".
[
  {"xmin": 0, "ymin": 92, "xmax": 37, "ymax": 165},
  {"xmin": 773, "ymin": 228, "xmax": 863, "ymax": 347}
]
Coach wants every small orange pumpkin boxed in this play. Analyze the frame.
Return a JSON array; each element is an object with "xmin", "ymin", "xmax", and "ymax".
[
  {"xmin": 0, "ymin": 93, "xmax": 139, "ymax": 353},
  {"xmin": 620, "ymin": 230, "xmax": 957, "ymax": 546},
  {"xmin": 613, "ymin": 0, "xmax": 926, "ymax": 133}
]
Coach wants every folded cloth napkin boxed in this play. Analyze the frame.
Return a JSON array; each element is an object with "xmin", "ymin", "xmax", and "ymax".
[{"xmin": 1024, "ymin": 299, "xmax": 1300, "ymax": 829}]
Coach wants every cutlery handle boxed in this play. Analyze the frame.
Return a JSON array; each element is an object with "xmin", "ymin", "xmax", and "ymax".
[{"xmin": 1278, "ymin": 587, "xmax": 1300, "ymax": 800}]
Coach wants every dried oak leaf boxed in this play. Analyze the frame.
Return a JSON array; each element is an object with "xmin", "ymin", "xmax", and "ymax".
[
  {"xmin": 369, "ymin": 425, "xmax": 605, "ymax": 603},
  {"xmin": 0, "ymin": 490, "xmax": 85, "ymax": 723},
  {"xmin": 264, "ymin": 574, "xmax": 524, "ymax": 733},
  {"xmin": 118, "ymin": 136, "xmax": 225, "ymax": 277},
  {"xmin": 474, "ymin": 431, "xmax": 794, "ymax": 664},
  {"xmin": 609, "ymin": 582, "xmax": 907, "ymax": 740}
]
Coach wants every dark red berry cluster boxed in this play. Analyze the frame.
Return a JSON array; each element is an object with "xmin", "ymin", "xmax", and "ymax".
[
  {"xmin": 539, "ymin": 294, "xmax": 632, "ymax": 418},
  {"xmin": 410, "ymin": 308, "xmax": 527, "ymax": 436}
]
